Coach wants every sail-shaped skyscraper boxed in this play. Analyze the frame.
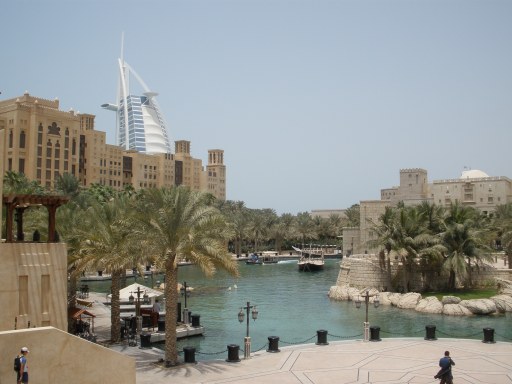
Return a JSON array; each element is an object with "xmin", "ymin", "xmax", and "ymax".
[{"xmin": 102, "ymin": 44, "xmax": 171, "ymax": 154}]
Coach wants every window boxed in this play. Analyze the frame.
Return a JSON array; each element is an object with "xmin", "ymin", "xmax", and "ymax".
[
  {"xmin": 19, "ymin": 131, "xmax": 26, "ymax": 148},
  {"xmin": 8, "ymin": 130, "xmax": 13, "ymax": 148},
  {"xmin": 46, "ymin": 140, "xmax": 52, "ymax": 157}
]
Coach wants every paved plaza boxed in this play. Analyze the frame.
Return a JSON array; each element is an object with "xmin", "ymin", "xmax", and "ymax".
[{"xmin": 112, "ymin": 337, "xmax": 512, "ymax": 384}]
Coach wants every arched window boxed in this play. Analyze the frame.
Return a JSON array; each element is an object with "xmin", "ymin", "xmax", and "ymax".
[
  {"xmin": 55, "ymin": 141, "xmax": 61, "ymax": 158},
  {"xmin": 46, "ymin": 139, "xmax": 52, "ymax": 157}
]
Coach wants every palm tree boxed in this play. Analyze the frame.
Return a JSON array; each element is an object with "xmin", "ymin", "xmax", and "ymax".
[
  {"xmin": 55, "ymin": 173, "xmax": 81, "ymax": 198},
  {"xmin": 71, "ymin": 194, "xmax": 141, "ymax": 342},
  {"xmin": 345, "ymin": 204, "xmax": 360, "ymax": 227},
  {"xmin": 294, "ymin": 212, "xmax": 317, "ymax": 247},
  {"xmin": 493, "ymin": 203, "xmax": 512, "ymax": 269},
  {"xmin": 441, "ymin": 202, "xmax": 492, "ymax": 289},
  {"xmin": 137, "ymin": 186, "xmax": 238, "ymax": 367}
]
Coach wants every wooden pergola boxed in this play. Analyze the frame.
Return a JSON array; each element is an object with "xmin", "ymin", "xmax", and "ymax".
[{"xmin": 3, "ymin": 194, "xmax": 70, "ymax": 243}]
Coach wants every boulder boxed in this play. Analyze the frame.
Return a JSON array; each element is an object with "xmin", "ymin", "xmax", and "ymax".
[
  {"xmin": 459, "ymin": 299, "xmax": 497, "ymax": 315},
  {"xmin": 416, "ymin": 296, "xmax": 443, "ymax": 314},
  {"xmin": 397, "ymin": 293, "xmax": 422, "ymax": 309},
  {"xmin": 328, "ymin": 286, "xmax": 345, "ymax": 300},
  {"xmin": 496, "ymin": 278, "xmax": 512, "ymax": 296},
  {"xmin": 443, "ymin": 304, "xmax": 473, "ymax": 316},
  {"xmin": 327, "ymin": 285, "xmax": 361, "ymax": 301},
  {"xmin": 388, "ymin": 293, "xmax": 402, "ymax": 307},
  {"xmin": 378, "ymin": 292, "xmax": 393, "ymax": 306},
  {"xmin": 491, "ymin": 295, "xmax": 512, "ymax": 313},
  {"xmin": 441, "ymin": 296, "xmax": 461, "ymax": 305},
  {"xmin": 347, "ymin": 287, "xmax": 362, "ymax": 301}
]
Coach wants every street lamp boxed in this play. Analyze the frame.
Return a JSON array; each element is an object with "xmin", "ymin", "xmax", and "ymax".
[
  {"xmin": 180, "ymin": 281, "xmax": 191, "ymax": 324},
  {"xmin": 129, "ymin": 287, "xmax": 150, "ymax": 333},
  {"xmin": 237, "ymin": 301, "xmax": 258, "ymax": 359},
  {"xmin": 355, "ymin": 290, "xmax": 380, "ymax": 342}
]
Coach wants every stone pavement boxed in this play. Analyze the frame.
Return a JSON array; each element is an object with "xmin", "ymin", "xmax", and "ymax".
[
  {"xmin": 112, "ymin": 337, "xmax": 512, "ymax": 384},
  {"xmin": 87, "ymin": 293, "xmax": 512, "ymax": 383}
]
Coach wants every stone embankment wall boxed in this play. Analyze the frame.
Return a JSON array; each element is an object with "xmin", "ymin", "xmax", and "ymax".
[{"xmin": 335, "ymin": 254, "xmax": 512, "ymax": 292}]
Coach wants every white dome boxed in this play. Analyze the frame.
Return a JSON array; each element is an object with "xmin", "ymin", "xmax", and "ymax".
[{"xmin": 460, "ymin": 169, "xmax": 489, "ymax": 179}]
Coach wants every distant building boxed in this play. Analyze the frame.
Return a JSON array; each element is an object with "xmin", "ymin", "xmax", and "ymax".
[
  {"xmin": 311, "ymin": 209, "xmax": 347, "ymax": 219},
  {"xmin": 0, "ymin": 92, "xmax": 226, "ymax": 200},
  {"xmin": 344, "ymin": 168, "xmax": 512, "ymax": 255},
  {"xmin": 101, "ymin": 57, "xmax": 171, "ymax": 154}
]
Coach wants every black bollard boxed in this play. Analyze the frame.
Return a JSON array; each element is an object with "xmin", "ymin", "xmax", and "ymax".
[
  {"xmin": 191, "ymin": 314, "xmax": 201, "ymax": 327},
  {"xmin": 140, "ymin": 333, "xmax": 151, "ymax": 348},
  {"xmin": 158, "ymin": 319, "xmax": 165, "ymax": 332},
  {"xmin": 483, "ymin": 328, "xmax": 496, "ymax": 344},
  {"xmin": 369, "ymin": 326, "xmax": 381, "ymax": 342},
  {"xmin": 183, "ymin": 346, "xmax": 196, "ymax": 363},
  {"xmin": 425, "ymin": 325, "xmax": 437, "ymax": 341},
  {"xmin": 316, "ymin": 330, "xmax": 329, "ymax": 345},
  {"xmin": 226, "ymin": 344, "xmax": 241, "ymax": 363},
  {"xmin": 267, "ymin": 336, "xmax": 280, "ymax": 353}
]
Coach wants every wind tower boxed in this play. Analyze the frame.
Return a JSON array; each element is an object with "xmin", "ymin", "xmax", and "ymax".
[{"xmin": 102, "ymin": 35, "xmax": 171, "ymax": 154}]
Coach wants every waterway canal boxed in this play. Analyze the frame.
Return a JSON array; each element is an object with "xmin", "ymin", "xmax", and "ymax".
[{"xmin": 84, "ymin": 259, "xmax": 512, "ymax": 360}]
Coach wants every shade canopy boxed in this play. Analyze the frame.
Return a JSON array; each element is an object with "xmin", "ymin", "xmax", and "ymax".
[{"xmin": 113, "ymin": 283, "xmax": 163, "ymax": 301}]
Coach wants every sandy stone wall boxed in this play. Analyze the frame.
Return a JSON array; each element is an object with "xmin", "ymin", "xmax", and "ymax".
[
  {"xmin": 0, "ymin": 327, "xmax": 135, "ymax": 384},
  {"xmin": 0, "ymin": 242, "xmax": 68, "ymax": 331}
]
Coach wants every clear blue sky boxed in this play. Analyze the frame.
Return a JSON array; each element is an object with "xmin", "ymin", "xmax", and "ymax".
[{"xmin": 2, "ymin": 0, "xmax": 511, "ymax": 215}]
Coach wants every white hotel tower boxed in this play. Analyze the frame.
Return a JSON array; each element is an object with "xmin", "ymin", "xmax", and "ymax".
[{"xmin": 102, "ymin": 48, "xmax": 171, "ymax": 154}]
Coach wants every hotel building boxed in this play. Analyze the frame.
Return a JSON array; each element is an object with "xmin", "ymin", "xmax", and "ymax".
[
  {"xmin": 0, "ymin": 92, "xmax": 226, "ymax": 200},
  {"xmin": 344, "ymin": 168, "xmax": 512, "ymax": 255}
]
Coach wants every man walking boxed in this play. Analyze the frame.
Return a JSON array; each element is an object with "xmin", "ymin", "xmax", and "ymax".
[
  {"xmin": 18, "ymin": 347, "xmax": 29, "ymax": 383},
  {"xmin": 435, "ymin": 350, "xmax": 455, "ymax": 384}
]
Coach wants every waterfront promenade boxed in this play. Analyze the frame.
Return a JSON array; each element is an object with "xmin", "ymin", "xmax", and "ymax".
[{"xmin": 89, "ymin": 293, "xmax": 512, "ymax": 384}]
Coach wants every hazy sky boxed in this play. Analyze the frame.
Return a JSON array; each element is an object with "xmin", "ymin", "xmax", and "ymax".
[{"xmin": 2, "ymin": 0, "xmax": 511, "ymax": 214}]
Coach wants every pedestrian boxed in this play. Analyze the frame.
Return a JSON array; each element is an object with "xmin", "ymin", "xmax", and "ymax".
[
  {"xmin": 18, "ymin": 347, "xmax": 29, "ymax": 383},
  {"xmin": 152, "ymin": 298, "xmax": 161, "ymax": 313},
  {"xmin": 434, "ymin": 350, "xmax": 455, "ymax": 384}
]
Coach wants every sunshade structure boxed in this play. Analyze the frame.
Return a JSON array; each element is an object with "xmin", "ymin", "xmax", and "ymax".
[
  {"xmin": 111, "ymin": 283, "xmax": 163, "ymax": 303},
  {"xmin": 68, "ymin": 307, "xmax": 96, "ymax": 334}
]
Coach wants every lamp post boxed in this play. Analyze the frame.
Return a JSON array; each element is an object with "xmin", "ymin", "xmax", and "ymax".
[
  {"xmin": 354, "ymin": 290, "xmax": 380, "ymax": 342},
  {"xmin": 180, "ymin": 281, "xmax": 191, "ymax": 324},
  {"xmin": 129, "ymin": 286, "xmax": 149, "ymax": 333},
  {"xmin": 237, "ymin": 301, "xmax": 258, "ymax": 359}
]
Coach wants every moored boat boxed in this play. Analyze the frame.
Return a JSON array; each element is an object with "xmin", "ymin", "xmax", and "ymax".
[
  {"xmin": 261, "ymin": 251, "xmax": 279, "ymax": 264},
  {"xmin": 246, "ymin": 253, "xmax": 262, "ymax": 265},
  {"xmin": 293, "ymin": 246, "xmax": 325, "ymax": 271}
]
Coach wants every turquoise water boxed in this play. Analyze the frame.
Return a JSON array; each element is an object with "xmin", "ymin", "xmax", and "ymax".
[{"xmin": 84, "ymin": 259, "xmax": 512, "ymax": 360}]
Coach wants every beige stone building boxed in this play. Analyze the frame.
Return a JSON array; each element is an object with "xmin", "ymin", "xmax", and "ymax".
[
  {"xmin": 344, "ymin": 168, "xmax": 512, "ymax": 255},
  {"xmin": 0, "ymin": 92, "xmax": 226, "ymax": 200}
]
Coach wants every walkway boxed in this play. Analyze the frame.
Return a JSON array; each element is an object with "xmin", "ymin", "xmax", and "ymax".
[{"xmin": 112, "ymin": 337, "xmax": 512, "ymax": 384}]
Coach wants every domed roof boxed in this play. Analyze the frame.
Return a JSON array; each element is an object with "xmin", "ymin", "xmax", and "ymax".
[{"xmin": 460, "ymin": 169, "xmax": 489, "ymax": 179}]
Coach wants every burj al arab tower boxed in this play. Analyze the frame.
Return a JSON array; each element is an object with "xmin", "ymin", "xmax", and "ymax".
[{"xmin": 102, "ymin": 45, "xmax": 171, "ymax": 154}]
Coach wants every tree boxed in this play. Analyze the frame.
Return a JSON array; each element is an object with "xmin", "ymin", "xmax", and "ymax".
[
  {"xmin": 493, "ymin": 203, "xmax": 512, "ymax": 269},
  {"xmin": 137, "ymin": 186, "xmax": 238, "ymax": 366},
  {"xmin": 55, "ymin": 173, "xmax": 81, "ymax": 198},
  {"xmin": 70, "ymin": 194, "xmax": 141, "ymax": 342},
  {"xmin": 345, "ymin": 204, "xmax": 360, "ymax": 227},
  {"xmin": 294, "ymin": 212, "xmax": 317, "ymax": 247},
  {"xmin": 441, "ymin": 203, "xmax": 492, "ymax": 289}
]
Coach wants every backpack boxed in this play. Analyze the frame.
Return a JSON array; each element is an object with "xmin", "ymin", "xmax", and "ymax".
[{"xmin": 14, "ymin": 355, "xmax": 21, "ymax": 372}]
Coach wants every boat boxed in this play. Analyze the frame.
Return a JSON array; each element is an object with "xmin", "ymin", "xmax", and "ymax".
[
  {"xmin": 246, "ymin": 253, "xmax": 262, "ymax": 265},
  {"xmin": 261, "ymin": 251, "xmax": 279, "ymax": 264},
  {"xmin": 293, "ymin": 246, "xmax": 325, "ymax": 271}
]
